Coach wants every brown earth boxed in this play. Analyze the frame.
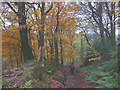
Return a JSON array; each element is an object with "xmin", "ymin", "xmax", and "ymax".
[{"xmin": 64, "ymin": 67, "xmax": 94, "ymax": 88}]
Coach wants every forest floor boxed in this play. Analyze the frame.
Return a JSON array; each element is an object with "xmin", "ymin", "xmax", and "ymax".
[
  {"xmin": 64, "ymin": 67, "xmax": 94, "ymax": 88},
  {"xmin": 2, "ymin": 62, "xmax": 34, "ymax": 88},
  {"xmin": 2, "ymin": 62, "xmax": 95, "ymax": 88}
]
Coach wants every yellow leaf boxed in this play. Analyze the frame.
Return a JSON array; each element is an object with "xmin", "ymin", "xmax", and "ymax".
[
  {"xmin": 14, "ymin": 84, "xmax": 17, "ymax": 88},
  {"xmin": 88, "ymin": 57, "xmax": 101, "ymax": 61},
  {"xmin": 36, "ymin": 11, "xmax": 40, "ymax": 16}
]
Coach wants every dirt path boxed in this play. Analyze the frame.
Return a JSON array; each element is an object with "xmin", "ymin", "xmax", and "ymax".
[{"xmin": 64, "ymin": 67, "xmax": 94, "ymax": 88}]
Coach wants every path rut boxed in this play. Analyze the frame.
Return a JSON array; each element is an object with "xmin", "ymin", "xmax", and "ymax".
[{"xmin": 64, "ymin": 67, "xmax": 94, "ymax": 88}]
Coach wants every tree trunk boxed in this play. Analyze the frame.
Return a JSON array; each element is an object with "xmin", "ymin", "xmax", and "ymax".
[
  {"xmin": 37, "ymin": 2, "xmax": 53, "ymax": 66},
  {"xmin": 49, "ymin": 28, "xmax": 53, "ymax": 61},
  {"xmin": 98, "ymin": 3, "xmax": 105, "ymax": 45},
  {"xmin": 46, "ymin": 40, "xmax": 49, "ymax": 60},
  {"xmin": 54, "ymin": 37, "xmax": 59, "ymax": 63},
  {"xmin": 38, "ymin": 2, "xmax": 45, "ymax": 67},
  {"xmin": 111, "ymin": 2, "xmax": 116, "ymax": 46},
  {"xmin": 80, "ymin": 35, "xmax": 84, "ymax": 62},
  {"xmin": 60, "ymin": 38, "xmax": 63, "ymax": 64},
  {"xmin": 105, "ymin": 2, "xmax": 116, "ymax": 46},
  {"xmin": 54, "ymin": 3, "xmax": 60, "ymax": 64},
  {"xmin": 118, "ymin": 1, "xmax": 120, "ymax": 27},
  {"xmin": 18, "ymin": 2, "xmax": 34, "ymax": 61},
  {"xmin": 50, "ymin": 40, "xmax": 53, "ymax": 61}
]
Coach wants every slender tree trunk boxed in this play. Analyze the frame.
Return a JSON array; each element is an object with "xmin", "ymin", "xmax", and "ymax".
[
  {"xmin": 49, "ymin": 29, "xmax": 53, "ymax": 61},
  {"xmin": 99, "ymin": 3, "xmax": 105, "ymax": 45},
  {"xmin": 18, "ymin": 2, "xmax": 34, "ymax": 61},
  {"xmin": 112, "ymin": 2, "xmax": 116, "ymax": 46},
  {"xmin": 60, "ymin": 38, "xmax": 63, "ymax": 64},
  {"xmin": 118, "ymin": 1, "xmax": 120, "ymax": 27},
  {"xmin": 82, "ymin": 27, "xmax": 91, "ymax": 46},
  {"xmin": 113, "ymin": 2, "xmax": 116, "ymax": 38},
  {"xmin": 49, "ymin": 19, "xmax": 54, "ymax": 61},
  {"xmin": 105, "ymin": 2, "xmax": 116, "ymax": 46},
  {"xmin": 80, "ymin": 35, "xmax": 84, "ymax": 62},
  {"xmin": 54, "ymin": 3, "xmax": 60, "ymax": 64},
  {"xmin": 54, "ymin": 35, "xmax": 59, "ymax": 63},
  {"xmin": 38, "ymin": 2, "xmax": 45, "ymax": 67},
  {"xmin": 28, "ymin": 29, "xmax": 32, "ymax": 45},
  {"xmin": 109, "ymin": 3, "xmax": 115, "ymax": 46},
  {"xmin": 20, "ymin": 48, "xmax": 23, "ymax": 64},
  {"xmin": 46, "ymin": 40, "xmax": 49, "ymax": 60},
  {"xmin": 37, "ymin": 2, "xmax": 53, "ymax": 65},
  {"xmin": 50, "ymin": 40, "xmax": 53, "ymax": 61},
  {"xmin": 100, "ymin": 26, "xmax": 105, "ymax": 45},
  {"xmin": 117, "ymin": 2, "xmax": 120, "ymax": 46}
]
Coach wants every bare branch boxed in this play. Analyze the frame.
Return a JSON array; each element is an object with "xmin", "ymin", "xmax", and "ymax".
[
  {"xmin": 105, "ymin": 3, "xmax": 112, "ymax": 21},
  {"xmin": 6, "ymin": 2, "xmax": 19, "ymax": 16},
  {"xmin": 88, "ymin": 2, "xmax": 99, "ymax": 25},
  {"xmin": 45, "ymin": 3, "xmax": 53, "ymax": 15},
  {"xmin": 81, "ymin": 27, "xmax": 91, "ymax": 46},
  {"xmin": 3, "ymin": 35, "xmax": 20, "ymax": 42}
]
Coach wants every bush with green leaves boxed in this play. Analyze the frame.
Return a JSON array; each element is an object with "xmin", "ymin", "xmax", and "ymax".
[
  {"xmin": 92, "ymin": 40, "xmax": 112, "ymax": 60},
  {"xmin": 32, "ymin": 60, "xmax": 63, "ymax": 80},
  {"xmin": 32, "ymin": 63, "xmax": 44, "ymax": 80},
  {"xmin": 81, "ymin": 46, "xmax": 118, "ymax": 88}
]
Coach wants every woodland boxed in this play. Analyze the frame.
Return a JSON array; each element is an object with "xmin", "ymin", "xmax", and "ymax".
[{"xmin": 1, "ymin": 1, "xmax": 120, "ymax": 88}]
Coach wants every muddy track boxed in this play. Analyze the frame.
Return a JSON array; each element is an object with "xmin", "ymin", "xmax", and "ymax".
[{"xmin": 64, "ymin": 67, "xmax": 94, "ymax": 88}]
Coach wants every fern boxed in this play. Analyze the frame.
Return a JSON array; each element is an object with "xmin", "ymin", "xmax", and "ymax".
[{"xmin": 81, "ymin": 46, "xmax": 118, "ymax": 88}]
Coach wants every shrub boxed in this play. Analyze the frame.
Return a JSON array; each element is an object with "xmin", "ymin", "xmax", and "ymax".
[
  {"xmin": 81, "ymin": 46, "xmax": 118, "ymax": 88},
  {"xmin": 32, "ymin": 60, "xmax": 63, "ymax": 80},
  {"xmin": 32, "ymin": 63, "xmax": 43, "ymax": 80},
  {"xmin": 92, "ymin": 40, "xmax": 112, "ymax": 60}
]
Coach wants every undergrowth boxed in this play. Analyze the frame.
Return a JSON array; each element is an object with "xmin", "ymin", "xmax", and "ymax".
[
  {"xmin": 80, "ymin": 46, "xmax": 119, "ymax": 88},
  {"xmin": 12, "ymin": 60, "xmax": 65, "ymax": 88},
  {"xmin": 28, "ymin": 60, "xmax": 65, "ymax": 88}
]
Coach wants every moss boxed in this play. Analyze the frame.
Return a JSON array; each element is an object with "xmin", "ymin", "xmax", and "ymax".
[
  {"xmin": 24, "ymin": 67, "xmax": 33, "ymax": 73},
  {"xmin": 2, "ymin": 81, "xmax": 5, "ymax": 87}
]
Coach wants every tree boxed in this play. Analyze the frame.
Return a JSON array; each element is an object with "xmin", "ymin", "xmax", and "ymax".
[
  {"xmin": 37, "ymin": 2, "xmax": 53, "ymax": 66},
  {"xmin": 88, "ymin": 2, "xmax": 106, "ymax": 45},
  {"xmin": 88, "ymin": 2, "xmax": 117, "ymax": 47},
  {"xmin": 54, "ymin": 3, "xmax": 60, "ymax": 64},
  {"xmin": 105, "ymin": 2, "xmax": 116, "ymax": 46},
  {"xmin": 6, "ymin": 2, "xmax": 34, "ymax": 61},
  {"xmin": 80, "ymin": 34, "xmax": 84, "ymax": 62}
]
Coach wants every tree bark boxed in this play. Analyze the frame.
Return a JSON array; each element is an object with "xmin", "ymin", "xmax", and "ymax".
[
  {"xmin": 18, "ymin": 2, "xmax": 34, "ymax": 61},
  {"xmin": 6, "ymin": 2, "xmax": 34, "ymax": 61},
  {"xmin": 54, "ymin": 35, "xmax": 59, "ymax": 63},
  {"xmin": 50, "ymin": 39, "xmax": 53, "ymax": 61},
  {"xmin": 80, "ymin": 35, "xmax": 84, "ymax": 62},
  {"xmin": 88, "ymin": 2, "xmax": 105, "ymax": 45},
  {"xmin": 105, "ymin": 2, "xmax": 116, "ymax": 46},
  {"xmin": 37, "ymin": 2, "xmax": 53, "ymax": 66},
  {"xmin": 49, "ymin": 25, "xmax": 53, "ymax": 61},
  {"xmin": 54, "ymin": 3, "xmax": 60, "ymax": 64},
  {"xmin": 60, "ymin": 38, "xmax": 63, "ymax": 64},
  {"xmin": 46, "ymin": 40, "xmax": 49, "ymax": 60},
  {"xmin": 38, "ymin": 2, "xmax": 45, "ymax": 66}
]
